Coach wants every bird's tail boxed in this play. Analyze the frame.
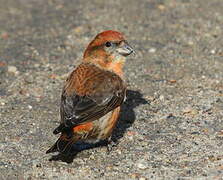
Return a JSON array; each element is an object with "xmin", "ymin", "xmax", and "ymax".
[{"xmin": 46, "ymin": 134, "xmax": 77, "ymax": 154}]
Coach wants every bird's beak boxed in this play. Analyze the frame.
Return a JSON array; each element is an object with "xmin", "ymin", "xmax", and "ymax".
[{"xmin": 116, "ymin": 41, "xmax": 134, "ymax": 56}]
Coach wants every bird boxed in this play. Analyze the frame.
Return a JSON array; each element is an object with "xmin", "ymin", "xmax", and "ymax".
[{"xmin": 46, "ymin": 30, "xmax": 134, "ymax": 155}]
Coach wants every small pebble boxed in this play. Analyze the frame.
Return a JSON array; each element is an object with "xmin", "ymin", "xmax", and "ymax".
[
  {"xmin": 73, "ymin": 26, "xmax": 84, "ymax": 34},
  {"xmin": 139, "ymin": 177, "xmax": 147, "ymax": 180},
  {"xmin": 1, "ymin": 32, "xmax": 9, "ymax": 39},
  {"xmin": 188, "ymin": 40, "xmax": 194, "ymax": 45},
  {"xmin": 34, "ymin": 64, "xmax": 40, "ymax": 68},
  {"xmin": 8, "ymin": 65, "xmax": 19, "ymax": 75},
  {"xmin": 137, "ymin": 160, "xmax": 148, "ymax": 170},
  {"xmin": 25, "ymin": 76, "xmax": 34, "ymax": 84},
  {"xmin": 157, "ymin": 4, "xmax": 165, "ymax": 10},
  {"xmin": 130, "ymin": 173, "xmax": 140, "ymax": 179},
  {"xmin": 217, "ymin": 130, "xmax": 223, "ymax": 137},
  {"xmin": 0, "ymin": 61, "xmax": 6, "ymax": 67},
  {"xmin": 1, "ymin": 101, "xmax": 5, "ymax": 105},
  {"xmin": 169, "ymin": 79, "xmax": 177, "ymax": 83},
  {"xmin": 183, "ymin": 107, "xmax": 198, "ymax": 116},
  {"xmin": 0, "ymin": 99, "xmax": 6, "ymax": 105},
  {"xmin": 210, "ymin": 49, "xmax": 216, "ymax": 54},
  {"xmin": 159, "ymin": 95, "xmax": 165, "ymax": 101},
  {"xmin": 149, "ymin": 48, "xmax": 156, "ymax": 53}
]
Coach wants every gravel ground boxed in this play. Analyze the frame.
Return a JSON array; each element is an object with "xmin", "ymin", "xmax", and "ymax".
[{"xmin": 0, "ymin": 0, "xmax": 223, "ymax": 179}]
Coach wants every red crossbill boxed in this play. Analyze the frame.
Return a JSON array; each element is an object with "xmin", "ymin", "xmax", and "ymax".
[{"xmin": 46, "ymin": 30, "xmax": 134, "ymax": 154}]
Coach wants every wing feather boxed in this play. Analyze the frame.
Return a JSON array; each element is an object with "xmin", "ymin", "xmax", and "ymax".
[{"xmin": 53, "ymin": 63, "xmax": 126, "ymax": 134}]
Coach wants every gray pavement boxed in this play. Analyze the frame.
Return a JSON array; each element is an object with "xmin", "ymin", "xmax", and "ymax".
[{"xmin": 0, "ymin": 0, "xmax": 223, "ymax": 179}]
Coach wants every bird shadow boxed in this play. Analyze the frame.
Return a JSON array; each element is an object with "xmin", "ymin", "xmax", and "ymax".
[
  {"xmin": 48, "ymin": 89, "xmax": 149, "ymax": 163},
  {"xmin": 112, "ymin": 89, "xmax": 149, "ymax": 142}
]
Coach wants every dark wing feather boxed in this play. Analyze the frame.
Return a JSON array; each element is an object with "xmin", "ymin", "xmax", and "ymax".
[{"xmin": 53, "ymin": 63, "xmax": 126, "ymax": 134}]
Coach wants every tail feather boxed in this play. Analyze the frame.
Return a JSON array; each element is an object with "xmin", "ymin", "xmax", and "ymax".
[
  {"xmin": 53, "ymin": 124, "xmax": 73, "ymax": 138},
  {"xmin": 46, "ymin": 141, "xmax": 58, "ymax": 154},
  {"xmin": 46, "ymin": 135, "xmax": 76, "ymax": 154},
  {"xmin": 53, "ymin": 124, "xmax": 67, "ymax": 134}
]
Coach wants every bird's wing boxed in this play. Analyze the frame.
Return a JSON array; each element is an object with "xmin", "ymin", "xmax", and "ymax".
[{"xmin": 53, "ymin": 63, "xmax": 126, "ymax": 134}]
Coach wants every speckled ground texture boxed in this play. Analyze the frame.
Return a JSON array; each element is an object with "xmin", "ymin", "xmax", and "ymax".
[{"xmin": 0, "ymin": 0, "xmax": 223, "ymax": 179}]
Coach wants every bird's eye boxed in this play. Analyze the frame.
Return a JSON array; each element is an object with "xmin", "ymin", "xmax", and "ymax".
[{"xmin": 105, "ymin": 41, "xmax": 112, "ymax": 47}]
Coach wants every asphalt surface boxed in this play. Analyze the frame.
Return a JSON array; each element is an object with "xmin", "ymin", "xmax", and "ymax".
[{"xmin": 0, "ymin": 0, "xmax": 223, "ymax": 179}]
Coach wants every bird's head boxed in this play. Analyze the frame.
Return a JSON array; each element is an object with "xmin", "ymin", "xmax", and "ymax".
[{"xmin": 83, "ymin": 30, "xmax": 134, "ymax": 76}]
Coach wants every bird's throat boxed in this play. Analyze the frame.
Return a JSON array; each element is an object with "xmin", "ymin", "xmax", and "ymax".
[
  {"xmin": 106, "ymin": 60, "xmax": 124, "ymax": 77},
  {"xmin": 84, "ymin": 55, "xmax": 125, "ymax": 77}
]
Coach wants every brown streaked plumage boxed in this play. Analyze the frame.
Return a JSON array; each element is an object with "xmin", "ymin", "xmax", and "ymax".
[{"xmin": 46, "ymin": 30, "xmax": 134, "ymax": 155}]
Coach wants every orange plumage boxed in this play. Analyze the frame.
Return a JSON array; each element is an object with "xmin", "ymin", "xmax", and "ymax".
[{"xmin": 46, "ymin": 30, "xmax": 134, "ymax": 155}]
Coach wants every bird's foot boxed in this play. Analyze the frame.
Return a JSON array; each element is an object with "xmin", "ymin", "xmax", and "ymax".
[{"xmin": 106, "ymin": 139, "xmax": 117, "ymax": 154}]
